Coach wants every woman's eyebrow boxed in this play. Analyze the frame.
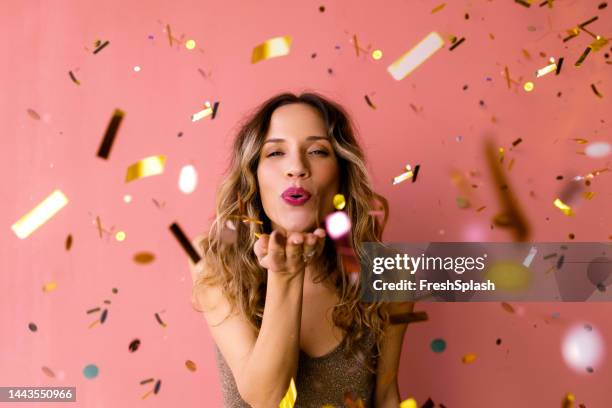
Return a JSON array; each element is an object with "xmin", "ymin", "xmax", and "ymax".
[{"xmin": 263, "ymin": 135, "xmax": 330, "ymax": 145}]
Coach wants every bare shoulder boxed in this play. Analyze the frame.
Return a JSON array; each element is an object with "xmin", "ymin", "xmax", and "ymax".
[{"xmin": 187, "ymin": 233, "xmax": 258, "ymax": 395}]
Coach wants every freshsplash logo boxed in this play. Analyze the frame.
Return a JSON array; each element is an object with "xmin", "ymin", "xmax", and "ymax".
[{"xmin": 371, "ymin": 253, "xmax": 488, "ymax": 275}]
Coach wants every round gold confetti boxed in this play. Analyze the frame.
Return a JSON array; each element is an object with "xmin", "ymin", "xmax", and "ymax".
[
  {"xmin": 185, "ymin": 360, "xmax": 197, "ymax": 372},
  {"xmin": 43, "ymin": 282, "xmax": 57, "ymax": 293},
  {"xmin": 133, "ymin": 252, "xmax": 155, "ymax": 264},
  {"xmin": 185, "ymin": 39, "xmax": 196, "ymax": 50},
  {"xmin": 399, "ymin": 398, "xmax": 417, "ymax": 408},
  {"xmin": 462, "ymin": 352, "xmax": 477, "ymax": 364},
  {"xmin": 333, "ymin": 193, "xmax": 346, "ymax": 210},
  {"xmin": 524, "ymin": 82, "xmax": 534, "ymax": 92},
  {"xmin": 372, "ymin": 49, "xmax": 383, "ymax": 60},
  {"xmin": 115, "ymin": 231, "xmax": 126, "ymax": 241}
]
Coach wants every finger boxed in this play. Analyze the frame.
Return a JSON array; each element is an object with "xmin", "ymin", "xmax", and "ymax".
[
  {"xmin": 253, "ymin": 234, "xmax": 270, "ymax": 259},
  {"xmin": 285, "ymin": 232, "xmax": 305, "ymax": 268},
  {"xmin": 302, "ymin": 233, "xmax": 317, "ymax": 262},
  {"xmin": 268, "ymin": 230, "xmax": 287, "ymax": 263},
  {"xmin": 313, "ymin": 228, "xmax": 326, "ymax": 256}
]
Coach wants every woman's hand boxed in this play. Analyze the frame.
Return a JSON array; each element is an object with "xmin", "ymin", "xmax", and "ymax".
[{"xmin": 253, "ymin": 228, "xmax": 327, "ymax": 278}]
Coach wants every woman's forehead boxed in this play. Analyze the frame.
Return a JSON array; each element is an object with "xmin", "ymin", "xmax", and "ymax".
[{"xmin": 266, "ymin": 104, "xmax": 327, "ymax": 139}]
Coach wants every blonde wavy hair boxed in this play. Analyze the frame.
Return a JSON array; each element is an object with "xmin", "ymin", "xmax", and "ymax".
[{"xmin": 193, "ymin": 92, "xmax": 392, "ymax": 374}]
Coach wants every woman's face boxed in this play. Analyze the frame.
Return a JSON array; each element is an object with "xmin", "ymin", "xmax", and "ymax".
[{"xmin": 256, "ymin": 103, "xmax": 340, "ymax": 235}]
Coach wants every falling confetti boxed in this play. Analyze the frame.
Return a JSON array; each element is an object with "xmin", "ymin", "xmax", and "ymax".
[
  {"xmin": 169, "ymin": 222, "xmax": 201, "ymax": 264},
  {"xmin": 65, "ymin": 234, "xmax": 73, "ymax": 250},
  {"xmin": 43, "ymin": 282, "xmax": 57, "ymax": 292},
  {"xmin": 364, "ymin": 94, "xmax": 377, "ymax": 109},
  {"xmin": 333, "ymin": 194, "xmax": 346, "ymax": 210},
  {"xmin": 97, "ymin": 109, "xmax": 124, "ymax": 160},
  {"xmin": 185, "ymin": 360, "xmax": 197, "ymax": 372},
  {"xmin": 11, "ymin": 189, "xmax": 69, "ymax": 239},
  {"xmin": 179, "ymin": 164, "xmax": 198, "ymax": 194},
  {"xmin": 93, "ymin": 40, "xmax": 110, "ymax": 54},
  {"xmin": 431, "ymin": 338, "xmax": 447, "ymax": 353},
  {"xmin": 251, "ymin": 36, "xmax": 292, "ymax": 64},
  {"xmin": 562, "ymin": 323, "xmax": 605, "ymax": 373},
  {"xmin": 41, "ymin": 366, "xmax": 55, "ymax": 378},
  {"xmin": 462, "ymin": 352, "xmax": 477, "ymax": 364},
  {"xmin": 28, "ymin": 322, "xmax": 38, "ymax": 332},
  {"xmin": 554, "ymin": 198, "xmax": 574, "ymax": 216},
  {"xmin": 68, "ymin": 70, "xmax": 81, "ymax": 85},
  {"xmin": 325, "ymin": 211, "xmax": 351, "ymax": 240},
  {"xmin": 83, "ymin": 364, "xmax": 99, "ymax": 379},
  {"xmin": 449, "ymin": 37, "xmax": 466, "ymax": 51},
  {"xmin": 133, "ymin": 252, "xmax": 155, "ymax": 264},
  {"xmin": 278, "ymin": 378, "xmax": 297, "ymax": 408},
  {"xmin": 125, "ymin": 155, "xmax": 166, "ymax": 183},
  {"xmin": 129, "ymin": 339, "xmax": 141, "ymax": 352},
  {"xmin": 387, "ymin": 32, "xmax": 444, "ymax": 80},
  {"xmin": 27, "ymin": 108, "xmax": 41, "ymax": 120}
]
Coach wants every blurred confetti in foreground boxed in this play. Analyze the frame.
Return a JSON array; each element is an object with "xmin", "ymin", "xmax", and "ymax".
[
  {"xmin": 278, "ymin": 377, "xmax": 297, "ymax": 408},
  {"xmin": 561, "ymin": 323, "xmax": 605, "ymax": 373},
  {"xmin": 179, "ymin": 164, "xmax": 198, "ymax": 194},
  {"xmin": 11, "ymin": 189, "xmax": 69, "ymax": 239},
  {"xmin": 97, "ymin": 109, "xmax": 124, "ymax": 159}
]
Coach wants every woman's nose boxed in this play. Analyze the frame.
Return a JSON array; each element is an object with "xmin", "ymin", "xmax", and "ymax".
[{"xmin": 285, "ymin": 157, "xmax": 309, "ymax": 178}]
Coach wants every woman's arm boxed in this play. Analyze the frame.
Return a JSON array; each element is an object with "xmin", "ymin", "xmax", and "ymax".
[
  {"xmin": 374, "ymin": 301, "xmax": 414, "ymax": 407},
  {"xmin": 190, "ymin": 237, "xmax": 305, "ymax": 408}
]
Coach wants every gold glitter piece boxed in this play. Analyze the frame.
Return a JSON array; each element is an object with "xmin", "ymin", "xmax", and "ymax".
[
  {"xmin": 115, "ymin": 231, "xmax": 126, "ymax": 241},
  {"xmin": 11, "ymin": 189, "xmax": 69, "ymax": 239},
  {"xmin": 185, "ymin": 39, "xmax": 196, "ymax": 50},
  {"xmin": 185, "ymin": 360, "xmax": 197, "ymax": 372},
  {"xmin": 278, "ymin": 377, "xmax": 297, "ymax": 408},
  {"xmin": 372, "ymin": 49, "xmax": 383, "ymax": 60},
  {"xmin": 583, "ymin": 191, "xmax": 595, "ymax": 200},
  {"xmin": 524, "ymin": 81, "xmax": 534, "ymax": 92},
  {"xmin": 254, "ymin": 232, "xmax": 262, "ymax": 239},
  {"xmin": 562, "ymin": 393, "xmax": 575, "ymax": 408},
  {"xmin": 399, "ymin": 398, "xmax": 418, "ymax": 408},
  {"xmin": 133, "ymin": 252, "xmax": 155, "ymax": 264},
  {"xmin": 431, "ymin": 3, "xmax": 446, "ymax": 13},
  {"xmin": 554, "ymin": 198, "xmax": 573, "ymax": 216},
  {"xmin": 387, "ymin": 32, "xmax": 444, "ymax": 80},
  {"xmin": 462, "ymin": 352, "xmax": 477, "ymax": 364},
  {"xmin": 589, "ymin": 36, "xmax": 609, "ymax": 52},
  {"xmin": 43, "ymin": 282, "xmax": 57, "ymax": 292},
  {"xmin": 572, "ymin": 138, "xmax": 589, "ymax": 144},
  {"xmin": 251, "ymin": 36, "xmax": 292, "ymax": 64},
  {"xmin": 125, "ymin": 155, "xmax": 167, "ymax": 183},
  {"xmin": 333, "ymin": 194, "xmax": 346, "ymax": 210}
]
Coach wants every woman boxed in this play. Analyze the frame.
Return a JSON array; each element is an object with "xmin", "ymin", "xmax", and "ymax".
[{"xmin": 190, "ymin": 92, "xmax": 413, "ymax": 407}]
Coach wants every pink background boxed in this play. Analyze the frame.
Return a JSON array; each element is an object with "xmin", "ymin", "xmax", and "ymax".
[{"xmin": 2, "ymin": 0, "xmax": 611, "ymax": 407}]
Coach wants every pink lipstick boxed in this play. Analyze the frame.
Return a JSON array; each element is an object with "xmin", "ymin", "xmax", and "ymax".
[{"xmin": 281, "ymin": 187, "xmax": 311, "ymax": 206}]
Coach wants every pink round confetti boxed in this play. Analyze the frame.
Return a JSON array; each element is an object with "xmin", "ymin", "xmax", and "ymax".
[{"xmin": 325, "ymin": 211, "xmax": 351, "ymax": 239}]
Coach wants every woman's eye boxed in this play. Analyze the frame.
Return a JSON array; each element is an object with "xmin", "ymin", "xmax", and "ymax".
[
  {"xmin": 267, "ymin": 151, "xmax": 283, "ymax": 157},
  {"xmin": 310, "ymin": 150, "xmax": 328, "ymax": 156}
]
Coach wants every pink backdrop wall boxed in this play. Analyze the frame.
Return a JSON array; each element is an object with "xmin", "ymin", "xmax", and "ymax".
[{"xmin": 2, "ymin": 0, "xmax": 611, "ymax": 406}]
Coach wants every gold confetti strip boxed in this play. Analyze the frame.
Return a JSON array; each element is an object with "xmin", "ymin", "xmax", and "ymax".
[
  {"xmin": 191, "ymin": 104, "xmax": 213, "ymax": 122},
  {"xmin": 88, "ymin": 319, "xmax": 100, "ymax": 329},
  {"xmin": 536, "ymin": 61, "xmax": 557, "ymax": 77},
  {"xmin": 431, "ymin": 3, "xmax": 446, "ymax": 13},
  {"xmin": 125, "ymin": 155, "xmax": 166, "ymax": 183},
  {"xmin": 133, "ymin": 252, "xmax": 155, "ymax": 264},
  {"xmin": 462, "ymin": 352, "xmax": 477, "ymax": 363},
  {"xmin": 278, "ymin": 377, "xmax": 297, "ymax": 408},
  {"xmin": 572, "ymin": 138, "xmax": 589, "ymax": 144},
  {"xmin": 141, "ymin": 390, "xmax": 153, "ymax": 400},
  {"xmin": 43, "ymin": 282, "xmax": 57, "ymax": 292},
  {"xmin": 65, "ymin": 234, "xmax": 73, "ymax": 250},
  {"xmin": 333, "ymin": 194, "xmax": 346, "ymax": 210},
  {"xmin": 254, "ymin": 232, "xmax": 263, "ymax": 239},
  {"xmin": 387, "ymin": 32, "xmax": 444, "ymax": 80},
  {"xmin": 574, "ymin": 47, "xmax": 591, "ymax": 67},
  {"xmin": 68, "ymin": 71, "xmax": 81, "ymax": 85},
  {"xmin": 554, "ymin": 198, "xmax": 573, "ymax": 216},
  {"xmin": 11, "ymin": 189, "xmax": 69, "ymax": 239},
  {"xmin": 583, "ymin": 191, "xmax": 595, "ymax": 200},
  {"xmin": 251, "ymin": 36, "xmax": 292, "ymax": 64}
]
